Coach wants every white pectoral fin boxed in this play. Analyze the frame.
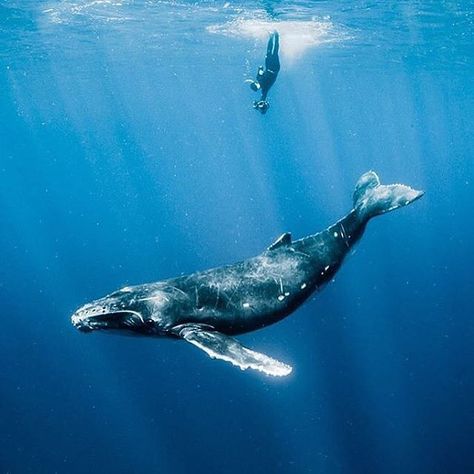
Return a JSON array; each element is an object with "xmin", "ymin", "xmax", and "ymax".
[{"xmin": 176, "ymin": 325, "xmax": 292, "ymax": 377}]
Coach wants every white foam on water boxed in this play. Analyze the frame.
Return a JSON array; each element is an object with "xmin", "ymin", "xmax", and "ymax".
[{"xmin": 207, "ymin": 16, "xmax": 345, "ymax": 63}]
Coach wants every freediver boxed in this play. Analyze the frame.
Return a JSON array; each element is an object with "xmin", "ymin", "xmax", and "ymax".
[{"xmin": 249, "ymin": 31, "xmax": 280, "ymax": 114}]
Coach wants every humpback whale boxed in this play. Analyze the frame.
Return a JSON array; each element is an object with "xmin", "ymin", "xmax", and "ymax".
[{"xmin": 71, "ymin": 172, "xmax": 423, "ymax": 376}]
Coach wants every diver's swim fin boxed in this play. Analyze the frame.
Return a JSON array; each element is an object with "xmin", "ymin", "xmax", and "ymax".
[{"xmin": 174, "ymin": 324, "xmax": 292, "ymax": 377}]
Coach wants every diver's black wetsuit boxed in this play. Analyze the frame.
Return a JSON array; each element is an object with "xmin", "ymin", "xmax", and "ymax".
[
  {"xmin": 257, "ymin": 31, "xmax": 280, "ymax": 101},
  {"xmin": 251, "ymin": 32, "xmax": 280, "ymax": 113}
]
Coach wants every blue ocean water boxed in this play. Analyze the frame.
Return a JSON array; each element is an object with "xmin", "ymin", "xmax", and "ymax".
[{"xmin": 1, "ymin": 1, "xmax": 473, "ymax": 473}]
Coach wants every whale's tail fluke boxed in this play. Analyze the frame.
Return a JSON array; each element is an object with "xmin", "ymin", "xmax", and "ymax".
[{"xmin": 353, "ymin": 171, "xmax": 424, "ymax": 222}]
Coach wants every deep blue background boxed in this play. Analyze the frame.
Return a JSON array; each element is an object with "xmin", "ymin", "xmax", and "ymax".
[{"xmin": 1, "ymin": 1, "xmax": 473, "ymax": 473}]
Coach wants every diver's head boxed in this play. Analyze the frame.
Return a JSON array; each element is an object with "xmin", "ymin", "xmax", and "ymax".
[
  {"xmin": 253, "ymin": 100, "xmax": 270, "ymax": 114},
  {"xmin": 250, "ymin": 81, "xmax": 260, "ymax": 92}
]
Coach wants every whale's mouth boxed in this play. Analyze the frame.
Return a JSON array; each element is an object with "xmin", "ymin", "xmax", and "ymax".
[{"xmin": 72, "ymin": 310, "xmax": 144, "ymax": 332}]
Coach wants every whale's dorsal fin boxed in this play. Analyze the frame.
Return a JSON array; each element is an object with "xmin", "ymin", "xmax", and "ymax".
[
  {"xmin": 174, "ymin": 324, "xmax": 292, "ymax": 377},
  {"xmin": 268, "ymin": 232, "xmax": 292, "ymax": 251}
]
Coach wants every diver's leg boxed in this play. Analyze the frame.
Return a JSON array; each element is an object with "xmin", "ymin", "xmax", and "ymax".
[
  {"xmin": 265, "ymin": 34, "xmax": 274, "ymax": 69},
  {"xmin": 267, "ymin": 33, "xmax": 274, "ymax": 55},
  {"xmin": 266, "ymin": 32, "xmax": 280, "ymax": 72},
  {"xmin": 272, "ymin": 31, "xmax": 279, "ymax": 56}
]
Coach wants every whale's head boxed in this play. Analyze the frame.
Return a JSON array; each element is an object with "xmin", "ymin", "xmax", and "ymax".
[{"xmin": 71, "ymin": 284, "xmax": 167, "ymax": 334}]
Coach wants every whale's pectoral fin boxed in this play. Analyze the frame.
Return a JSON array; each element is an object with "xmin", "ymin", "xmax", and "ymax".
[
  {"xmin": 174, "ymin": 324, "xmax": 292, "ymax": 377},
  {"xmin": 268, "ymin": 232, "xmax": 292, "ymax": 251}
]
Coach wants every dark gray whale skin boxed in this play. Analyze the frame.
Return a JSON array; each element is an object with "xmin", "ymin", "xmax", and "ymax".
[
  {"xmin": 158, "ymin": 211, "xmax": 362, "ymax": 336},
  {"xmin": 71, "ymin": 172, "xmax": 423, "ymax": 376}
]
